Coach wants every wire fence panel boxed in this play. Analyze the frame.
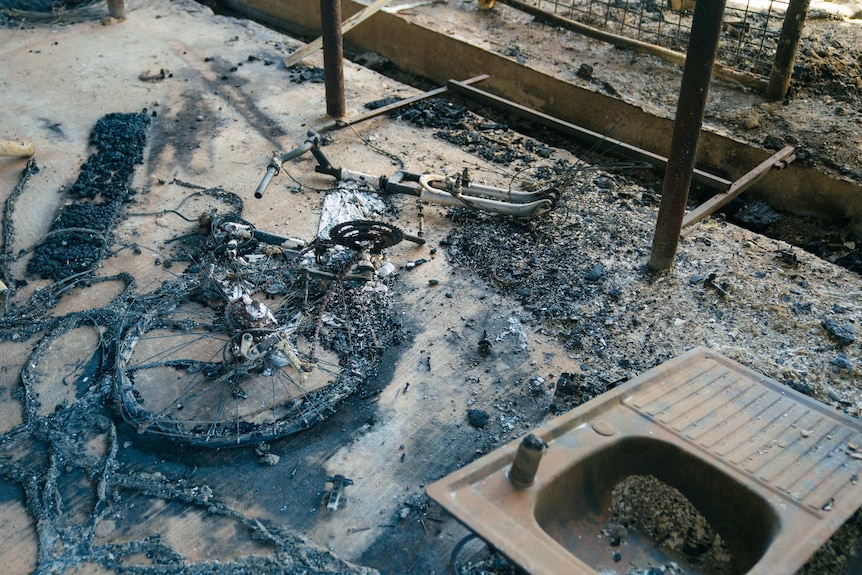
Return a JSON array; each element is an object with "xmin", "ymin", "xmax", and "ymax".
[{"xmin": 529, "ymin": 0, "xmax": 791, "ymax": 79}]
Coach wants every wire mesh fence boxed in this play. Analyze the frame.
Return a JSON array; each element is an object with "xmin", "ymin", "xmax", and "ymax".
[
  {"xmin": 524, "ymin": 0, "xmax": 791, "ymax": 80},
  {"xmin": 0, "ymin": 0, "xmax": 116, "ymax": 24}
]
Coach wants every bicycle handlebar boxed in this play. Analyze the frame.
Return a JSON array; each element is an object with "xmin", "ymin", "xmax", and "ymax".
[
  {"xmin": 254, "ymin": 131, "xmax": 322, "ymax": 199},
  {"xmin": 254, "ymin": 164, "xmax": 279, "ymax": 199}
]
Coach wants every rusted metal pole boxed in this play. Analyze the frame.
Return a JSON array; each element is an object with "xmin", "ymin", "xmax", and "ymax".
[
  {"xmin": 320, "ymin": 0, "xmax": 346, "ymax": 118},
  {"xmin": 648, "ymin": 0, "xmax": 728, "ymax": 271},
  {"xmin": 766, "ymin": 0, "xmax": 811, "ymax": 101},
  {"xmin": 284, "ymin": 0, "xmax": 393, "ymax": 68}
]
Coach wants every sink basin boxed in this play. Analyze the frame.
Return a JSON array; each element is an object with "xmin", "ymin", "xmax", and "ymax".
[
  {"xmin": 427, "ymin": 347, "xmax": 862, "ymax": 575},
  {"xmin": 533, "ymin": 435, "xmax": 778, "ymax": 573}
]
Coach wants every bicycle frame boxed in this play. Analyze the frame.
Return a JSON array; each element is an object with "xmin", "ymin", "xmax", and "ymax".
[{"xmin": 255, "ymin": 131, "xmax": 558, "ymax": 218}]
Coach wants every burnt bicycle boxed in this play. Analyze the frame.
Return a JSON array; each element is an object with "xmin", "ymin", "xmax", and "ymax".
[{"xmin": 114, "ymin": 210, "xmax": 418, "ymax": 447}]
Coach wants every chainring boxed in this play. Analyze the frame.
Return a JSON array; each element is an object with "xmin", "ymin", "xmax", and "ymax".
[{"xmin": 328, "ymin": 220, "xmax": 404, "ymax": 253}]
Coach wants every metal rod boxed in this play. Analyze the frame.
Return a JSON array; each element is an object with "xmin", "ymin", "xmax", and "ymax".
[
  {"xmin": 447, "ymin": 79, "xmax": 732, "ymax": 192},
  {"xmin": 766, "ymin": 0, "xmax": 811, "ymax": 101},
  {"xmin": 316, "ymin": 74, "xmax": 490, "ymax": 133},
  {"xmin": 648, "ymin": 0, "xmax": 728, "ymax": 271},
  {"xmin": 682, "ymin": 145, "xmax": 795, "ymax": 229},
  {"xmin": 320, "ymin": 0, "xmax": 346, "ymax": 119}
]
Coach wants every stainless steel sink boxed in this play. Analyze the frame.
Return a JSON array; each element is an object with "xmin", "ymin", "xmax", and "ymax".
[{"xmin": 428, "ymin": 347, "xmax": 862, "ymax": 575}]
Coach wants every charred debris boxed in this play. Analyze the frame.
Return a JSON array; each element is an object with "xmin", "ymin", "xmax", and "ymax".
[
  {"xmin": 1, "ymin": 66, "xmax": 862, "ymax": 573},
  {"xmin": 0, "ymin": 110, "xmax": 388, "ymax": 574},
  {"xmin": 0, "ymin": 94, "xmax": 601, "ymax": 573}
]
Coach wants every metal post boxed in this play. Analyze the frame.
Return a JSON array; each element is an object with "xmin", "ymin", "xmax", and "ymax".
[
  {"xmin": 320, "ymin": 0, "xmax": 346, "ymax": 119},
  {"xmin": 107, "ymin": 0, "xmax": 125, "ymax": 19},
  {"xmin": 648, "ymin": 0, "xmax": 728, "ymax": 271},
  {"xmin": 766, "ymin": 0, "xmax": 811, "ymax": 102}
]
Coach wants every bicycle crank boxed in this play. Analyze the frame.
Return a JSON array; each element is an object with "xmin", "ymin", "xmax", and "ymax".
[{"xmin": 328, "ymin": 220, "xmax": 424, "ymax": 253}]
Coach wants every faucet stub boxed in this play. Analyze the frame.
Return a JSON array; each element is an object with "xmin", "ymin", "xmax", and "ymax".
[{"xmin": 508, "ymin": 433, "xmax": 547, "ymax": 488}]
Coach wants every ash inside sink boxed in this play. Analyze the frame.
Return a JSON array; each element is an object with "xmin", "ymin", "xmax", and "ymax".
[{"xmin": 608, "ymin": 475, "xmax": 733, "ymax": 575}]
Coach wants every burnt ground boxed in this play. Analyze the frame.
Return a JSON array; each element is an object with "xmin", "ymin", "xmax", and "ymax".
[
  {"xmin": 374, "ymin": 7, "xmax": 862, "ymax": 274},
  {"xmin": 1, "ymin": 2, "xmax": 862, "ymax": 575},
  {"xmin": 286, "ymin": 0, "xmax": 862, "ymax": 281},
  {"xmin": 390, "ymin": 91, "xmax": 862, "ymax": 276},
  {"xmin": 0, "ymin": 114, "xmax": 382, "ymax": 574},
  {"xmin": 427, "ymin": 0, "xmax": 862, "ymax": 186},
  {"xmin": 391, "ymin": 99, "xmax": 862, "ymax": 575}
]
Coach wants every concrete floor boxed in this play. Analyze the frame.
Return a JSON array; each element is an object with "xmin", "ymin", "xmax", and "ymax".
[
  {"xmin": 0, "ymin": 2, "xmax": 583, "ymax": 573},
  {"xmin": 3, "ymin": 2, "xmax": 861, "ymax": 575}
]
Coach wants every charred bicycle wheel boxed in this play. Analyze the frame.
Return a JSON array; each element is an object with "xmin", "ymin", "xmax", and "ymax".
[{"xmin": 114, "ymin": 222, "xmax": 396, "ymax": 447}]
